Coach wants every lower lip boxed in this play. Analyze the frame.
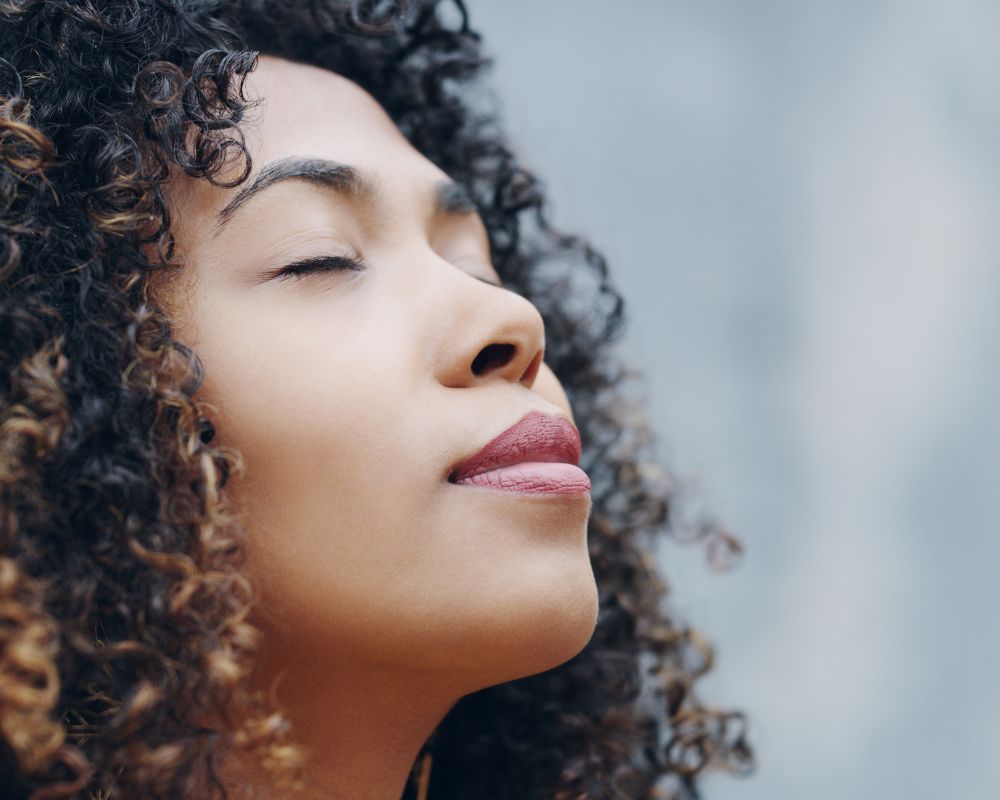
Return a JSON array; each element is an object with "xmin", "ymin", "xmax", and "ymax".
[{"xmin": 452, "ymin": 462, "xmax": 591, "ymax": 496}]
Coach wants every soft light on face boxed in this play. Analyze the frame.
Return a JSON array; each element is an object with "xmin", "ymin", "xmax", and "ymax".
[{"xmin": 156, "ymin": 54, "xmax": 598, "ymax": 694}]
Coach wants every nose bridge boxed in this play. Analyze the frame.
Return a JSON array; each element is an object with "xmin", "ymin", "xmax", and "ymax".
[{"xmin": 412, "ymin": 250, "xmax": 546, "ymax": 389}]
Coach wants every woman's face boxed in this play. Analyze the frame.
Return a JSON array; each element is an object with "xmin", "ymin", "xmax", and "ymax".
[{"xmin": 156, "ymin": 54, "xmax": 598, "ymax": 692}]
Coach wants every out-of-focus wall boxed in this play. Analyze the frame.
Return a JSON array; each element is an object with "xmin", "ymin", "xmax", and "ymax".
[{"xmin": 466, "ymin": 1, "xmax": 1000, "ymax": 797}]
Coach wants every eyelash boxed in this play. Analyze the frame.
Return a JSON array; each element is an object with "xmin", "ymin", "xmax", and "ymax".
[
  {"xmin": 268, "ymin": 253, "xmax": 367, "ymax": 281},
  {"xmin": 263, "ymin": 252, "xmax": 504, "ymax": 288}
]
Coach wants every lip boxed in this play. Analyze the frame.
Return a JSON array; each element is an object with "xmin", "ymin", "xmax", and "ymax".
[{"xmin": 448, "ymin": 411, "xmax": 590, "ymax": 496}]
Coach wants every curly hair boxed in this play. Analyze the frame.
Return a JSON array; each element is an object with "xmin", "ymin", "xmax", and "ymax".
[{"xmin": 0, "ymin": 1, "xmax": 754, "ymax": 798}]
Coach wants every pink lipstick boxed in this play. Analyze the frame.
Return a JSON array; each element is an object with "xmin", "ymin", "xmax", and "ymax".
[{"xmin": 449, "ymin": 411, "xmax": 591, "ymax": 496}]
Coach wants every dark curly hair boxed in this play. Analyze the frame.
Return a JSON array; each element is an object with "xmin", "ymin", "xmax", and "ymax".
[{"xmin": 0, "ymin": 1, "xmax": 754, "ymax": 798}]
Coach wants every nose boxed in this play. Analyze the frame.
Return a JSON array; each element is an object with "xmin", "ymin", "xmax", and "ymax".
[{"xmin": 433, "ymin": 276, "xmax": 546, "ymax": 390}]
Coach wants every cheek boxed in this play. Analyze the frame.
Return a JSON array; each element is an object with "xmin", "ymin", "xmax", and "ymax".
[
  {"xmin": 184, "ymin": 292, "xmax": 456, "ymax": 631},
  {"xmin": 195, "ymin": 296, "xmax": 426, "ymax": 497},
  {"xmin": 187, "ymin": 280, "xmax": 403, "ymax": 468},
  {"xmin": 181, "ymin": 289, "xmax": 596, "ymax": 686},
  {"xmin": 183, "ymin": 292, "xmax": 402, "ymax": 525}
]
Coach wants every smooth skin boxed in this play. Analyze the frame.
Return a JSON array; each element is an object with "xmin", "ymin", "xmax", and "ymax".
[{"xmin": 152, "ymin": 54, "xmax": 598, "ymax": 799}]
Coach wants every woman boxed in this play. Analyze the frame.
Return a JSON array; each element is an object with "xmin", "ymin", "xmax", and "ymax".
[{"xmin": 0, "ymin": 1, "xmax": 752, "ymax": 798}]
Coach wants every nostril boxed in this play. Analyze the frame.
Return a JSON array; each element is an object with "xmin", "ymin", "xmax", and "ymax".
[{"xmin": 471, "ymin": 342, "xmax": 516, "ymax": 376}]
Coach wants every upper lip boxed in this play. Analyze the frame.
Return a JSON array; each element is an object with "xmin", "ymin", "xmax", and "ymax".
[{"xmin": 448, "ymin": 411, "xmax": 583, "ymax": 482}]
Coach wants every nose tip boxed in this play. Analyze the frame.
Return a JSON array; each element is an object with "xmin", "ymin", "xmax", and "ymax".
[{"xmin": 429, "ymin": 252, "xmax": 547, "ymax": 389}]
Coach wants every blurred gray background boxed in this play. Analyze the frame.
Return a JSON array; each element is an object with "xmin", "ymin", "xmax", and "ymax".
[{"xmin": 467, "ymin": 1, "xmax": 1000, "ymax": 798}]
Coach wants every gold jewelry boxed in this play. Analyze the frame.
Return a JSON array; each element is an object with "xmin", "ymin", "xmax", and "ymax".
[{"xmin": 415, "ymin": 748, "xmax": 433, "ymax": 800}]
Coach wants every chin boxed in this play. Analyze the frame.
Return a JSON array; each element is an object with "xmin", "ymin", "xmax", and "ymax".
[
  {"xmin": 530, "ymin": 570, "xmax": 600, "ymax": 673},
  {"xmin": 461, "ymin": 560, "xmax": 600, "ymax": 690}
]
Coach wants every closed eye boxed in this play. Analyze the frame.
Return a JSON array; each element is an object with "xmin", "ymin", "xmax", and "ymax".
[
  {"xmin": 264, "ymin": 253, "xmax": 367, "ymax": 282},
  {"xmin": 257, "ymin": 252, "xmax": 504, "ymax": 288}
]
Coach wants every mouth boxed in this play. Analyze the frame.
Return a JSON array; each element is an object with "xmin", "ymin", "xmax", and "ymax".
[{"xmin": 448, "ymin": 411, "xmax": 591, "ymax": 496}]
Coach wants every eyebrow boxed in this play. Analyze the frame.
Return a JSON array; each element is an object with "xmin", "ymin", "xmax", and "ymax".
[{"xmin": 210, "ymin": 155, "xmax": 477, "ymax": 237}]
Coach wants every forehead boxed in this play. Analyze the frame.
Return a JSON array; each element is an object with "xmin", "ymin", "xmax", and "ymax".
[
  {"xmin": 244, "ymin": 54, "xmax": 407, "ymax": 159},
  {"xmin": 166, "ymin": 54, "xmax": 446, "ymax": 243}
]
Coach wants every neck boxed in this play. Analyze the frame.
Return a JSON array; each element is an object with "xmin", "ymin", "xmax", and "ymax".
[{"xmin": 219, "ymin": 634, "xmax": 459, "ymax": 800}]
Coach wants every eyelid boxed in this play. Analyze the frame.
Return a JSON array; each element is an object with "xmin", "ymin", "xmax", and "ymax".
[{"xmin": 254, "ymin": 251, "xmax": 366, "ymax": 284}]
